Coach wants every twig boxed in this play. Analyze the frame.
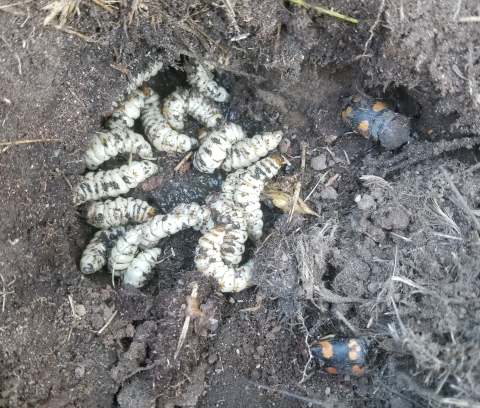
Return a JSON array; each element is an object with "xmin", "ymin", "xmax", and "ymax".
[
  {"xmin": 458, "ymin": 16, "xmax": 480, "ymax": 22},
  {"xmin": 174, "ymin": 282, "xmax": 198, "ymax": 360},
  {"xmin": 90, "ymin": 0, "xmax": 113, "ymax": 13},
  {"xmin": 68, "ymin": 294, "xmax": 79, "ymax": 320},
  {"xmin": 304, "ymin": 172, "xmax": 329, "ymax": 201},
  {"xmin": 288, "ymin": 181, "xmax": 302, "ymax": 222},
  {"xmin": 335, "ymin": 310, "xmax": 359, "ymax": 336},
  {"xmin": 324, "ymin": 173, "xmax": 339, "ymax": 187},
  {"xmin": 222, "ymin": 0, "xmax": 240, "ymax": 34},
  {"xmin": 0, "ymin": 273, "xmax": 6, "ymax": 313},
  {"xmin": 441, "ymin": 166, "xmax": 480, "ymax": 232},
  {"xmin": 121, "ymin": 360, "xmax": 161, "ymax": 383},
  {"xmin": 110, "ymin": 63, "xmax": 130, "ymax": 75},
  {"xmin": 0, "ymin": 138, "xmax": 59, "ymax": 147},
  {"xmin": 300, "ymin": 142, "xmax": 307, "ymax": 172},
  {"xmin": 58, "ymin": 27, "xmax": 94, "ymax": 42},
  {"xmin": 240, "ymin": 292, "xmax": 263, "ymax": 312},
  {"xmin": 287, "ymin": 0, "xmax": 358, "ymax": 24},
  {"xmin": 464, "ymin": 161, "xmax": 480, "ymax": 173},
  {"xmin": 174, "ymin": 151, "xmax": 193, "ymax": 172},
  {"xmin": 249, "ymin": 381, "xmax": 330, "ymax": 406},
  {"xmin": 254, "ymin": 232, "xmax": 274, "ymax": 254},
  {"xmin": 98, "ymin": 310, "xmax": 118, "ymax": 334}
]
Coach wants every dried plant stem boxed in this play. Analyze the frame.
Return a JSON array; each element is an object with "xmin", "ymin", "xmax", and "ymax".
[
  {"xmin": 174, "ymin": 282, "xmax": 198, "ymax": 360},
  {"xmin": 288, "ymin": 0, "xmax": 358, "ymax": 24},
  {"xmin": 174, "ymin": 151, "xmax": 193, "ymax": 172},
  {"xmin": 0, "ymin": 138, "xmax": 59, "ymax": 146},
  {"xmin": 98, "ymin": 310, "xmax": 117, "ymax": 334}
]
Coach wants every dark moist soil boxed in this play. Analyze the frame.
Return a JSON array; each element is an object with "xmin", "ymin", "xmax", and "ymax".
[{"xmin": 1, "ymin": 1, "xmax": 480, "ymax": 407}]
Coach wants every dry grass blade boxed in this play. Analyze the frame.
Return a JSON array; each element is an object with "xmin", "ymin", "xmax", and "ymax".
[
  {"xmin": 427, "ymin": 198, "xmax": 460, "ymax": 234},
  {"xmin": 359, "ymin": 174, "xmax": 392, "ymax": 189},
  {"xmin": 43, "ymin": 0, "xmax": 82, "ymax": 27}
]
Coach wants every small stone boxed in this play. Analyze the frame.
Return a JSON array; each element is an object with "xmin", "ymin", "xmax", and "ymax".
[
  {"xmin": 344, "ymin": 374, "xmax": 351, "ymax": 382},
  {"xmin": 354, "ymin": 194, "xmax": 362, "ymax": 203},
  {"xmin": 357, "ymin": 194, "xmax": 376, "ymax": 211},
  {"xmin": 320, "ymin": 186, "xmax": 338, "ymax": 200},
  {"xmin": 279, "ymin": 138, "xmax": 291, "ymax": 154},
  {"xmin": 311, "ymin": 154, "xmax": 327, "ymax": 171},
  {"xmin": 325, "ymin": 387, "xmax": 331, "ymax": 396},
  {"xmin": 74, "ymin": 304, "xmax": 86, "ymax": 317},
  {"xmin": 74, "ymin": 365, "xmax": 85, "ymax": 379},
  {"xmin": 256, "ymin": 346, "xmax": 265, "ymax": 356},
  {"xmin": 208, "ymin": 354, "xmax": 218, "ymax": 364}
]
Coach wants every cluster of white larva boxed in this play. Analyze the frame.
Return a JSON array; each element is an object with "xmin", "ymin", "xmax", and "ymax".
[
  {"xmin": 162, "ymin": 88, "xmax": 223, "ymax": 131},
  {"xmin": 72, "ymin": 160, "xmax": 158, "ymax": 206},
  {"xmin": 141, "ymin": 87, "xmax": 199, "ymax": 153},
  {"xmin": 185, "ymin": 59, "xmax": 229, "ymax": 103},
  {"xmin": 86, "ymin": 197, "xmax": 155, "ymax": 229},
  {"xmin": 123, "ymin": 248, "xmax": 162, "ymax": 288},
  {"xmin": 192, "ymin": 122, "xmax": 246, "ymax": 173},
  {"xmin": 222, "ymin": 156, "xmax": 285, "ymax": 241},
  {"xmin": 80, "ymin": 226, "xmax": 127, "ymax": 275},
  {"xmin": 76, "ymin": 56, "xmax": 287, "ymax": 291},
  {"xmin": 84, "ymin": 127, "xmax": 153, "ymax": 170},
  {"xmin": 108, "ymin": 202, "xmax": 213, "ymax": 275},
  {"xmin": 221, "ymin": 131, "xmax": 284, "ymax": 172},
  {"xmin": 194, "ymin": 226, "xmax": 254, "ymax": 292},
  {"xmin": 107, "ymin": 89, "xmax": 147, "ymax": 129},
  {"xmin": 205, "ymin": 193, "xmax": 248, "ymax": 265}
]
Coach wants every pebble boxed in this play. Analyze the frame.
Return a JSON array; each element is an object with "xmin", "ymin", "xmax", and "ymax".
[
  {"xmin": 356, "ymin": 194, "xmax": 376, "ymax": 211},
  {"xmin": 320, "ymin": 186, "xmax": 338, "ymax": 200},
  {"xmin": 310, "ymin": 154, "xmax": 327, "ymax": 171},
  {"xmin": 74, "ymin": 365, "xmax": 85, "ymax": 379},
  {"xmin": 279, "ymin": 138, "xmax": 291, "ymax": 154}
]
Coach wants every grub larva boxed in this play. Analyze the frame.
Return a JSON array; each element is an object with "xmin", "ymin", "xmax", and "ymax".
[
  {"xmin": 194, "ymin": 226, "xmax": 253, "ymax": 292},
  {"xmin": 72, "ymin": 160, "xmax": 158, "ymax": 206},
  {"xmin": 84, "ymin": 127, "xmax": 154, "ymax": 170},
  {"xmin": 141, "ymin": 87, "xmax": 199, "ymax": 153},
  {"xmin": 108, "ymin": 225, "xmax": 144, "ymax": 274},
  {"xmin": 123, "ymin": 247, "xmax": 162, "ymax": 288},
  {"xmin": 229, "ymin": 156, "xmax": 285, "ymax": 240},
  {"xmin": 109, "ymin": 203, "xmax": 213, "ymax": 273},
  {"xmin": 80, "ymin": 226, "xmax": 127, "ymax": 275},
  {"xmin": 162, "ymin": 88, "xmax": 223, "ymax": 131},
  {"xmin": 107, "ymin": 89, "xmax": 146, "ymax": 130},
  {"xmin": 185, "ymin": 60, "xmax": 229, "ymax": 102},
  {"xmin": 221, "ymin": 131, "xmax": 284, "ymax": 172},
  {"xmin": 126, "ymin": 60, "xmax": 164, "ymax": 93},
  {"xmin": 192, "ymin": 122, "xmax": 246, "ymax": 173},
  {"xmin": 206, "ymin": 193, "xmax": 248, "ymax": 265},
  {"xmin": 85, "ymin": 197, "xmax": 155, "ymax": 229}
]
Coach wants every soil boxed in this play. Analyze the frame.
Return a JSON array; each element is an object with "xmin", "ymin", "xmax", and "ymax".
[{"xmin": 1, "ymin": 0, "xmax": 480, "ymax": 407}]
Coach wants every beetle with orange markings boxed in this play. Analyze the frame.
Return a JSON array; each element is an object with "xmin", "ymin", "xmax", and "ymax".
[
  {"xmin": 309, "ymin": 337, "xmax": 373, "ymax": 375},
  {"xmin": 341, "ymin": 94, "xmax": 411, "ymax": 151}
]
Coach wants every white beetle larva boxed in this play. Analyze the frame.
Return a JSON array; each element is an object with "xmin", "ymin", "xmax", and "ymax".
[
  {"xmin": 123, "ymin": 248, "xmax": 161, "ymax": 288},
  {"xmin": 162, "ymin": 88, "xmax": 223, "ymax": 131},
  {"xmin": 72, "ymin": 160, "xmax": 158, "ymax": 206},
  {"xmin": 126, "ymin": 60, "xmax": 164, "ymax": 94},
  {"xmin": 194, "ymin": 226, "xmax": 253, "ymax": 292},
  {"xmin": 109, "ymin": 203, "xmax": 212, "ymax": 274},
  {"xmin": 80, "ymin": 226, "xmax": 127, "ymax": 275},
  {"xmin": 232, "ymin": 156, "xmax": 285, "ymax": 240},
  {"xmin": 221, "ymin": 131, "xmax": 284, "ymax": 172},
  {"xmin": 107, "ymin": 89, "xmax": 147, "ymax": 130},
  {"xmin": 206, "ymin": 193, "xmax": 248, "ymax": 265},
  {"xmin": 185, "ymin": 59, "xmax": 229, "ymax": 102},
  {"xmin": 86, "ymin": 197, "xmax": 155, "ymax": 229},
  {"xmin": 141, "ymin": 87, "xmax": 199, "ymax": 153},
  {"xmin": 192, "ymin": 122, "xmax": 246, "ymax": 173},
  {"xmin": 108, "ymin": 225, "xmax": 144, "ymax": 274},
  {"xmin": 84, "ymin": 127, "xmax": 154, "ymax": 170}
]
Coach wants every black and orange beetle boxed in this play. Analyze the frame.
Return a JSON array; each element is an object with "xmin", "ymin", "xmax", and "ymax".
[
  {"xmin": 310, "ymin": 337, "xmax": 372, "ymax": 375},
  {"xmin": 341, "ymin": 95, "xmax": 411, "ymax": 150}
]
